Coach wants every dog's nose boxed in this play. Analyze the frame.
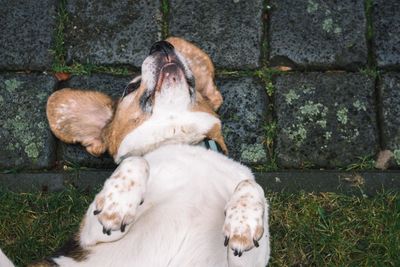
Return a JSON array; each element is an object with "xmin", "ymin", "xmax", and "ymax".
[{"xmin": 149, "ymin": 40, "xmax": 174, "ymax": 55}]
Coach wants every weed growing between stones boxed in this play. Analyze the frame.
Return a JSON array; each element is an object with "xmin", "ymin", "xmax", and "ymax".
[
  {"xmin": 255, "ymin": 67, "xmax": 284, "ymax": 171},
  {"xmin": 161, "ymin": 0, "xmax": 170, "ymax": 38},
  {"xmin": 345, "ymin": 155, "xmax": 376, "ymax": 171}
]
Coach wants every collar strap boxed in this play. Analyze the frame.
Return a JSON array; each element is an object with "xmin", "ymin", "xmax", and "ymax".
[
  {"xmin": 117, "ymin": 138, "xmax": 223, "ymax": 163},
  {"xmin": 197, "ymin": 138, "xmax": 224, "ymax": 153}
]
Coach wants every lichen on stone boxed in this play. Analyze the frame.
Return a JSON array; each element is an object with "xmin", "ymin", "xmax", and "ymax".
[
  {"xmin": 285, "ymin": 125, "xmax": 307, "ymax": 146},
  {"xmin": 3, "ymin": 112, "xmax": 43, "ymax": 160},
  {"xmin": 300, "ymin": 101, "xmax": 328, "ymax": 117},
  {"xmin": 4, "ymin": 79, "xmax": 23, "ymax": 93},
  {"xmin": 284, "ymin": 89, "xmax": 300, "ymax": 105},
  {"xmin": 307, "ymin": 0, "xmax": 319, "ymax": 13},
  {"xmin": 240, "ymin": 143, "xmax": 267, "ymax": 163},
  {"xmin": 337, "ymin": 107, "xmax": 349, "ymax": 124},
  {"xmin": 324, "ymin": 131, "xmax": 332, "ymax": 140},
  {"xmin": 25, "ymin": 143, "xmax": 39, "ymax": 159},
  {"xmin": 322, "ymin": 18, "xmax": 334, "ymax": 33},
  {"xmin": 353, "ymin": 100, "xmax": 366, "ymax": 111}
]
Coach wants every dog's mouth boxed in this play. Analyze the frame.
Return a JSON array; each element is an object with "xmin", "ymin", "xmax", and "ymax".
[{"xmin": 137, "ymin": 41, "xmax": 196, "ymax": 112}]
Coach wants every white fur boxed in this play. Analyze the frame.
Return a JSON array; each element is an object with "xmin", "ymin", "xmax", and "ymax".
[
  {"xmin": 0, "ymin": 249, "xmax": 14, "ymax": 267},
  {"xmin": 55, "ymin": 145, "xmax": 270, "ymax": 267},
  {"xmin": 92, "ymin": 157, "xmax": 149, "ymax": 232}
]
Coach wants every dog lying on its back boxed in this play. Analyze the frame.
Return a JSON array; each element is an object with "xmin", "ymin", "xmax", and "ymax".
[{"xmin": 0, "ymin": 37, "xmax": 270, "ymax": 267}]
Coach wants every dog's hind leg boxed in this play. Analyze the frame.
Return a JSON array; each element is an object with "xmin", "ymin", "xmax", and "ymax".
[
  {"xmin": 223, "ymin": 179, "xmax": 270, "ymax": 266},
  {"xmin": 79, "ymin": 156, "xmax": 149, "ymax": 247}
]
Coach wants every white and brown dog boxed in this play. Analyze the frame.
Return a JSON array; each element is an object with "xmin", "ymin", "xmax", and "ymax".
[{"xmin": 0, "ymin": 37, "xmax": 270, "ymax": 267}]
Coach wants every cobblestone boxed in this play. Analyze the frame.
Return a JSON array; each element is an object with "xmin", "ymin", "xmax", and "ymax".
[
  {"xmin": 269, "ymin": 0, "xmax": 367, "ymax": 69},
  {"xmin": 372, "ymin": 0, "xmax": 400, "ymax": 68},
  {"xmin": 218, "ymin": 76, "xmax": 268, "ymax": 164},
  {"xmin": 65, "ymin": 0, "xmax": 162, "ymax": 67},
  {"xmin": 0, "ymin": 73, "xmax": 57, "ymax": 169},
  {"xmin": 0, "ymin": 0, "xmax": 57, "ymax": 70},
  {"xmin": 169, "ymin": 0, "xmax": 263, "ymax": 69},
  {"xmin": 275, "ymin": 72, "xmax": 378, "ymax": 168},
  {"xmin": 381, "ymin": 72, "xmax": 400, "ymax": 167}
]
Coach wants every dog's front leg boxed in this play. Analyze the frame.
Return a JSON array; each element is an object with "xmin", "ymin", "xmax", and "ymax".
[
  {"xmin": 223, "ymin": 179, "xmax": 269, "ymax": 261},
  {"xmin": 79, "ymin": 156, "xmax": 149, "ymax": 247}
]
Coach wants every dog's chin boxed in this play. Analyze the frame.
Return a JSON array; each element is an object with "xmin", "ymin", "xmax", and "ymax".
[{"xmin": 156, "ymin": 63, "xmax": 187, "ymax": 92}]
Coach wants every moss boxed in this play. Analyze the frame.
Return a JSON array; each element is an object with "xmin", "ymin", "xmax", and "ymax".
[
  {"xmin": 393, "ymin": 150, "xmax": 400, "ymax": 165},
  {"xmin": 337, "ymin": 107, "xmax": 349, "ymax": 125},
  {"xmin": 240, "ymin": 143, "xmax": 267, "ymax": 163},
  {"xmin": 0, "ymin": 95, "xmax": 4, "ymax": 104},
  {"xmin": 4, "ymin": 79, "xmax": 23, "ymax": 93}
]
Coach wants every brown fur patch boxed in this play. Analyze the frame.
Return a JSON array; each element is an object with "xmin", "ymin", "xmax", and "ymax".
[
  {"xmin": 254, "ymin": 225, "xmax": 265, "ymax": 241},
  {"xmin": 167, "ymin": 37, "xmax": 222, "ymax": 111},
  {"xmin": 46, "ymin": 88, "xmax": 114, "ymax": 156}
]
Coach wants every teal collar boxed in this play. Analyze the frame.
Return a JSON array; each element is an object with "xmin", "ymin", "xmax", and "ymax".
[
  {"xmin": 197, "ymin": 138, "xmax": 223, "ymax": 153},
  {"xmin": 117, "ymin": 138, "xmax": 223, "ymax": 163}
]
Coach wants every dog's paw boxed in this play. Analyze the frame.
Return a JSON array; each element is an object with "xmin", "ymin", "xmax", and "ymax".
[
  {"xmin": 93, "ymin": 157, "xmax": 149, "ymax": 235},
  {"xmin": 223, "ymin": 180, "xmax": 265, "ymax": 257}
]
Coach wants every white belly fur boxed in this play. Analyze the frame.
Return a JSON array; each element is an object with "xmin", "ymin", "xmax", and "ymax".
[{"xmin": 55, "ymin": 145, "xmax": 269, "ymax": 267}]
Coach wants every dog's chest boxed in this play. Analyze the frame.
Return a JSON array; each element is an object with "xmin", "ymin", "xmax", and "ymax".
[{"xmin": 116, "ymin": 111, "xmax": 219, "ymax": 161}]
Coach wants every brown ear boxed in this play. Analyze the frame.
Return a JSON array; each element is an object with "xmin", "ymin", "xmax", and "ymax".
[
  {"xmin": 46, "ymin": 88, "xmax": 114, "ymax": 156},
  {"xmin": 166, "ymin": 37, "xmax": 223, "ymax": 111}
]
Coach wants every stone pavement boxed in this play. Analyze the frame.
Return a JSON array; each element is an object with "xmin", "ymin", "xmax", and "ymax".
[{"xmin": 0, "ymin": 0, "xmax": 400, "ymax": 192}]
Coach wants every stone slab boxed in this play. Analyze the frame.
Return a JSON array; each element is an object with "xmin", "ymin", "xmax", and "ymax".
[
  {"xmin": 274, "ymin": 72, "xmax": 378, "ymax": 168},
  {"xmin": 169, "ymin": 0, "xmax": 263, "ymax": 69},
  {"xmin": 58, "ymin": 74, "xmax": 134, "ymax": 168},
  {"xmin": 0, "ymin": 73, "xmax": 57, "ymax": 169},
  {"xmin": 217, "ymin": 77, "xmax": 268, "ymax": 164},
  {"xmin": 269, "ymin": 0, "xmax": 367, "ymax": 70},
  {"xmin": 0, "ymin": 0, "xmax": 57, "ymax": 70},
  {"xmin": 381, "ymin": 72, "xmax": 400, "ymax": 167},
  {"xmin": 2, "ymin": 171, "xmax": 399, "ymax": 195},
  {"xmin": 0, "ymin": 172, "xmax": 76, "ymax": 192},
  {"xmin": 65, "ymin": 0, "xmax": 162, "ymax": 67},
  {"xmin": 256, "ymin": 171, "xmax": 400, "ymax": 196},
  {"xmin": 372, "ymin": 0, "xmax": 400, "ymax": 68}
]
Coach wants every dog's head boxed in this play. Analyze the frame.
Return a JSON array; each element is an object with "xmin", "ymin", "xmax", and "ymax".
[{"xmin": 47, "ymin": 37, "xmax": 227, "ymax": 163}]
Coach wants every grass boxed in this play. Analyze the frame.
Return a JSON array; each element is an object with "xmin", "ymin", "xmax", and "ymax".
[
  {"xmin": 0, "ymin": 188, "xmax": 399, "ymax": 266},
  {"xmin": 345, "ymin": 155, "xmax": 376, "ymax": 171}
]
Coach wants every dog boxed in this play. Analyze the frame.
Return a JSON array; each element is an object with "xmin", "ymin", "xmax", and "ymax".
[{"xmin": 0, "ymin": 37, "xmax": 270, "ymax": 266}]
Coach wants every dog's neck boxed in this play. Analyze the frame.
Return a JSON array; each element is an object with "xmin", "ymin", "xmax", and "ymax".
[{"xmin": 114, "ymin": 110, "xmax": 220, "ymax": 163}]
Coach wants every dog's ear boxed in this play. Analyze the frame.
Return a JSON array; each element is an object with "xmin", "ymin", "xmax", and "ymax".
[
  {"xmin": 166, "ymin": 37, "xmax": 223, "ymax": 111},
  {"xmin": 46, "ymin": 88, "xmax": 114, "ymax": 156}
]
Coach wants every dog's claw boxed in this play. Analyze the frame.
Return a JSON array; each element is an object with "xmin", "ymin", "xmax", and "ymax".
[
  {"xmin": 253, "ymin": 239, "xmax": 259, "ymax": 247},
  {"xmin": 93, "ymin": 209, "xmax": 101, "ymax": 215},
  {"xmin": 121, "ymin": 223, "xmax": 126, "ymax": 233},
  {"xmin": 224, "ymin": 236, "xmax": 229, "ymax": 247},
  {"xmin": 102, "ymin": 227, "xmax": 111, "ymax": 236},
  {"xmin": 233, "ymin": 249, "xmax": 242, "ymax": 257},
  {"xmin": 140, "ymin": 199, "xmax": 144, "ymax": 205}
]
